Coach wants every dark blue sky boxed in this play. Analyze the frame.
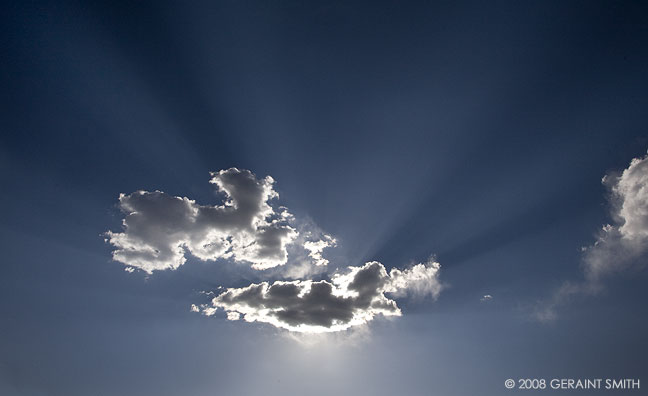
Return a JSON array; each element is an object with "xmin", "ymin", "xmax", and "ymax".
[{"xmin": 2, "ymin": 1, "xmax": 648, "ymax": 395}]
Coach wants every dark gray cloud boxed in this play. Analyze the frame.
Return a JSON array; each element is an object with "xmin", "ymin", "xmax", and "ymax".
[
  {"xmin": 106, "ymin": 168, "xmax": 300, "ymax": 272},
  {"xmin": 196, "ymin": 260, "xmax": 443, "ymax": 332}
]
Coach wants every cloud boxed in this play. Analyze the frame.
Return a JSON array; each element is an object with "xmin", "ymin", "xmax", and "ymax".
[
  {"xmin": 195, "ymin": 260, "xmax": 443, "ymax": 332},
  {"xmin": 536, "ymin": 153, "xmax": 648, "ymax": 321},
  {"xmin": 303, "ymin": 236, "xmax": 337, "ymax": 267},
  {"xmin": 387, "ymin": 260, "xmax": 443, "ymax": 299},
  {"xmin": 226, "ymin": 311, "xmax": 241, "ymax": 321},
  {"xmin": 105, "ymin": 168, "xmax": 445, "ymax": 332},
  {"xmin": 582, "ymin": 154, "xmax": 648, "ymax": 280},
  {"xmin": 267, "ymin": 219, "xmax": 337, "ymax": 280},
  {"xmin": 480, "ymin": 294, "xmax": 493, "ymax": 302},
  {"xmin": 106, "ymin": 168, "xmax": 298, "ymax": 273}
]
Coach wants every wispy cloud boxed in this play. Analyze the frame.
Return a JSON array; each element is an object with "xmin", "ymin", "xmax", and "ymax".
[{"xmin": 535, "ymin": 153, "xmax": 648, "ymax": 321}]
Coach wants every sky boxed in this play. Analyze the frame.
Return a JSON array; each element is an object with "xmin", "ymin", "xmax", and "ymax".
[{"xmin": 1, "ymin": 1, "xmax": 648, "ymax": 395}]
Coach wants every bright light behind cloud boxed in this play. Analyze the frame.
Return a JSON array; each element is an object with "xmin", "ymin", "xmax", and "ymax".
[
  {"xmin": 107, "ymin": 168, "xmax": 445, "ymax": 332},
  {"xmin": 195, "ymin": 260, "xmax": 443, "ymax": 333}
]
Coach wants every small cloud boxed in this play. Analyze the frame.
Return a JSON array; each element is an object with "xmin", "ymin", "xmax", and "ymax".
[
  {"xmin": 124, "ymin": 267, "xmax": 135, "ymax": 273},
  {"xmin": 303, "ymin": 235, "xmax": 336, "ymax": 267},
  {"xmin": 480, "ymin": 294, "xmax": 493, "ymax": 302},
  {"xmin": 226, "ymin": 312, "xmax": 241, "ymax": 321},
  {"xmin": 387, "ymin": 259, "xmax": 443, "ymax": 299}
]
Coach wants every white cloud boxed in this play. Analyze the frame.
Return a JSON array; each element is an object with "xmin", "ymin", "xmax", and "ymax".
[
  {"xmin": 536, "ymin": 153, "xmax": 648, "ymax": 321},
  {"xmin": 226, "ymin": 311, "xmax": 241, "ymax": 321},
  {"xmin": 386, "ymin": 259, "xmax": 443, "ymax": 299},
  {"xmin": 105, "ymin": 168, "xmax": 297, "ymax": 273},
  {"xmin": 258, "ymin": 220, "xmax": 338, "ymax": 280},
  {"xmin": 580, "ymin": 154, "xmax": 648, "ymax": 281},
  {"xmin": 195, "ymin": 260, "xmax": 443, "ymax": 333},
  {"xmin": 303, "ymin": 235, "xmax": 336, "ymax": 267},
  {"xmin": 610, "ymin": 156, "xmax": 648, "ymax": 241}
]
